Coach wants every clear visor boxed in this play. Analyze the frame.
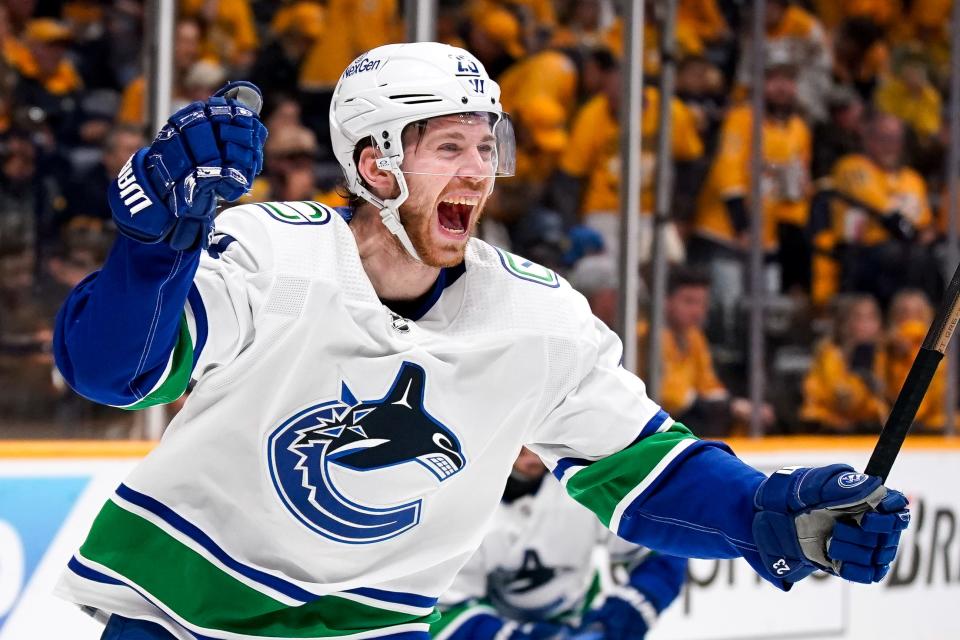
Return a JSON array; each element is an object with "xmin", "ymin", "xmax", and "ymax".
[{"xmin": 396, "ymin": 112, "xmax": 516, "ymax": 178}]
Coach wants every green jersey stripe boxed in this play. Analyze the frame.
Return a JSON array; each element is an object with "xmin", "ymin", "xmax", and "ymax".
[
  {"xmin": 562, "ymin": 424, "xmax": 698, "ymax": 526},
  {"xmin": 430, "ymin": 601, "xmax": 497, "ymax": 640},
  {"xmin": 608, "ymin": 438, "xmax": 698, "ymax": 534},
  {"xmin": 79, "ymin": 500, "xmax": 438, "ymax": 637},
  {"xmin": 121, "ymin": 315, "xmax": 194, "ymax": 410}
]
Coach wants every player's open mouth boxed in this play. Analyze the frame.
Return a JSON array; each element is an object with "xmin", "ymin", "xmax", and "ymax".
[{"xmin": 437, "ymin": 195, "xmax": 478, "ymax": 236}]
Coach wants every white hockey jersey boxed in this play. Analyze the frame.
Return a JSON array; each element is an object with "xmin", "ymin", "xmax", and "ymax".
[{"xmin": 56, "ymin": 202, "xmax": 697, "ymax": 640}]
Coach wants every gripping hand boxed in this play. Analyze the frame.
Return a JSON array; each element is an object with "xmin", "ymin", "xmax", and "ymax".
[
  {"xmin": 753, "ymin": 464, "xmax": 910, "ymax": 586},
  {"xmin": 109, "ymin": 81, "xmax": 268, "ymax": 251}
]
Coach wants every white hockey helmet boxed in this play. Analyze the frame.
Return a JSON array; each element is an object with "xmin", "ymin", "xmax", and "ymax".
[{"xmin": 330, "ymin": 42, "xmax": 516, "ymax": 260}]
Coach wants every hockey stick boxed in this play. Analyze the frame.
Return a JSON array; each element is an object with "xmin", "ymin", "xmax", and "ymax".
[{"xmin": 864, "ymin": 261, "xmax": 960, "ymax": 481}]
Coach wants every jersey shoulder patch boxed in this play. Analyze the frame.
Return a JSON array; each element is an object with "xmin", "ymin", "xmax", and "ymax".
[
  {"xmin": 494, "ymin": 247, "xmax": 560, "ymax": 288},
  {"xmin": 250, "ymin": 201, "xmax": 334, "ymax": 225}
]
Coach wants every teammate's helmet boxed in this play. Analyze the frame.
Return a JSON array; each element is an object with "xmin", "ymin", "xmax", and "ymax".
[{"xmin": 329, "ymin": 42, "xmax": 516, "ymax": 260}]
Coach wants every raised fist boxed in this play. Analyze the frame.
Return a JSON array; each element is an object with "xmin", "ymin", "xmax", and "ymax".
[{"xmin": 108, "ymin": 81, "xmax": 268, "ymax": 251}]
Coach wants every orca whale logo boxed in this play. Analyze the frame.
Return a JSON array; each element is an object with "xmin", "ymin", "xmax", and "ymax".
[{"xmin": 268, "ymin": 362, "xmax": 465, "ymax": 544}]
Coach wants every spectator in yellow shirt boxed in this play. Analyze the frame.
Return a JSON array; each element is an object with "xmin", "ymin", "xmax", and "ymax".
[
  {"xmin": 179, "ymin": 0, "xmax": 259, "ymax": 70},
  {"xmin": 486, "ymin": 94, "xmax": 568, "ymax": 226},
  {"xmin": 639, "ymin": 266, "xmax": 775, "ymax": 436},
  {"xmin": 549, "ymin": 53, "xmax": 703, "ymax": 263},
  {"xmin": 299, "ymin": 0, "xmax": 402, "ymax": 90},
  {"xmin": 801, "ymin": 294, "xmax": 886, "ymax": 432},
  {"xmin": 802, "ymin": 289, "xmax": 948, "ymax": 433},
  {"xmin": 249, "ymin": 1, "xmax": 325, "ymax": 113},
  {"xmin": 874, "ymin": 51, "xmax": 942, "ymax": 142},
  {"xmin": 882, "ymin": 289, "xmax": 946, "ymax": 431},
  {"xmin": 9, "ymin": 19, "xmax": 83, "ymax": 143},
  {"xmin": 736, "ymin": 1, "xmax": 831, "ymax": 121},
  {"xmin": 691, "ymin": 49, "xmax": 811, "ymax": 330},
  {"xmin": 117, "ymin": 18, "xmax": 203, "ymax": 128},
  {"xmin": 497, "ymin": 49, "xmax": 579, "ymax": 120},
  {"xmin": 677, "ymin": 0, "xmax": 730, "ymax": 47},
  {"xmin": 811, "ymin": 111, "xmax": 939, "ymax": 308},
  {"xmin": 834, "ymin": 17, "xmax": 890, "ymax": 100},
  {"xmin": 549, "ymin": 0, "xmax": 617, "ymax": 52}
]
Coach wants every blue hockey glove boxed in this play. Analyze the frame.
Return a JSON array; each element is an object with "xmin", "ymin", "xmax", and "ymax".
[
  {"xmin": 579, "ymin": 592, "xmax": 652, "ymax": 640},
  {"xmin": 753, "ymin": 464, "xmax": 910, "ymax": 586},
  {"xmin": 108, "ymin": 81, "xmax": 268, "ymax": 251}
]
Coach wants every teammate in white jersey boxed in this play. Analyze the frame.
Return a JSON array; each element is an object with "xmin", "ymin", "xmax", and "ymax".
[
  {"xmin": 433, "ymin": 448, "xmax": 686, "ymax": 640},
  {"xmin": 53, "ymin": 43, "xmax": 910, "ymax": 640}
]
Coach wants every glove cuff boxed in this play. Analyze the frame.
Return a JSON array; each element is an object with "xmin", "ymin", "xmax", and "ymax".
[{"xmin": 109, "ymin": 148, "xmax": 175, "ymax": 244}]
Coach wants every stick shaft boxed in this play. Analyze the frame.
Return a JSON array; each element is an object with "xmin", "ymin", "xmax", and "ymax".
[{"xmin": 865, "ymin": 261, "xmax": 960, "ymax": 480}]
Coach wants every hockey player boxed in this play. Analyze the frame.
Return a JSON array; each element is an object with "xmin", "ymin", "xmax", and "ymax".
[
  {"xmin": 432, "ymin": 448, "xmax": 686, "ymax": 640},
  {"xmin": 53, "ymin": 43, "xmax": 909, "ymax": 640}
]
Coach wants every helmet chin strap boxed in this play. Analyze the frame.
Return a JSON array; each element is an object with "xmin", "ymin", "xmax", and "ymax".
[{"xmin": 353, "ymin": 156, "xmax": 423, "ymax": 263}]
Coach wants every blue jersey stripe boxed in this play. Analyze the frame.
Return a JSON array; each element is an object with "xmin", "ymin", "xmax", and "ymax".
[
  {"xmin": 68, "ymin": 555, "xmax": 123, "ymax": 585},
  {"xmin": 346, "ymin": 586, "xmax": 438, "ymax": 610},
  {"xmin": 114, "ymin": 484, "xmax": 437, "ymax": 611},
  {"xmin": 632, "ymin": 409, "xmax": 670, "ymax": 444},
  {"xmin": 69, "ymin": 556, "xmax": 247, "ymax": 640},
  {"xmin": 115, "ymin": 483, "xmax": 321, "ymax": 603},
  {"xmin": 186, "ymin": 284, "xmax": 208, "ymax": 370}
]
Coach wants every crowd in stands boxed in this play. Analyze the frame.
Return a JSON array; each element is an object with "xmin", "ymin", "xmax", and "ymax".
[{"xmin": 2, "ymin": 0, "xmax": 958, "ymax": 437}]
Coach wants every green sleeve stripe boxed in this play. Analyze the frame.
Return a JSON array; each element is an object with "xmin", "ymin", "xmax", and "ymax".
[
  {"xmin": 121, "ymin": 315, "xmax": 194, "ymax": 410},
  {"xmin": 431, "ymin": 601, "xmax": 497, "ymax": 640},
  {"xmin": 563, "ymin": 423, "xmax": 698, "ymax": 527},
  {"xmin": 78, "ymin": 500, "xmax": 436, "ymax": 637}
]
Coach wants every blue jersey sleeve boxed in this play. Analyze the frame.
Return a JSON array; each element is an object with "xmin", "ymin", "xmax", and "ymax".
[{"xmin": 54, "ymin": 235, "xmax": 201, "ymax": 408}]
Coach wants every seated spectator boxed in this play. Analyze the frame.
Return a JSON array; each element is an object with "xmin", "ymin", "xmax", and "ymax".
[
  {"xmin": 833, "ymin": 17, "xmax": 890, "ymax": 100},
  {"xmin": 801, "ymin": 294, "xmax": 886, "ymax": 432},
  {"xmin": 874, "ymin": 49, "xmax": 942, "ymax": 144},
  {"xmin": 881, "ymin": 289, "xmax": 946, "ymax": 432},
  {"xmin": 549, "ymin": 0, "xmax": 617, "ymax": 52},
  {"xmin": 65, "ymin": 124, "xmax": 144, "ymax": 223},
  {"xmin": 249, "ymin": 1, "xmax": 324, "ymax": 112},
  {"xmin": 550, "ymin": 51, "xmax": 703, "ymax": 263},
  {"xmin": 675, "ymin": 54, "xmax": 727, "ymax": 153},
  {"xmin": 0, "ymin": 129, "xmax": 39, "ymax": 255},
  {"xmin": 117, "ymin": 17, "xmax": 203, "ymax": 128},
  {"xmin": 180, "ymin": 59, "xmax": 227, "ymax": 106},
  {"xmin": 811, "ymin": 111, "xmax": 939, "ymax": 309},
  {"xmin": 735, "ymin": 0, "xmax": 831, "ymax": 121},
  {"xmin": 497, "ymin": 48, "xmax": 578, "ymax": 120},
  {"xmin": 243, "ymin": 124, "xmax": 346, "ymax": 207},
  {"xmin": 299, "ymin": 0, "xmax": 404, "ymax": 91},
  {"xmin": 811, "ymin": 84, "xmax": 863, "ymax": 179},
  {"xmin": 486, "ymin": 94, "xmax": 568, "ymax": 229},
  {"xmin": 801, "ymin": 290, "xmax": 948, "ymax": 433},
  {"xmin": 691, "ymin": 48, "xmax": 811, "ymax": 325},
  {"xmin": 638, "ymin": 266, "xmax": 775, "ymax": 437},
  {"xmin": 179, "ymin": 0, "xmax": 259, "ymax": 71},
  {"xmin": 463, "ymin": 5, "xmax": 526, "ymax": 79},
  {"xmin": 678, "ymin": 0, "xmax": 731, "ymax": 49},
  {"xmin": 8, "ymin": 19, "xmax": 83, "ymax": 142}
]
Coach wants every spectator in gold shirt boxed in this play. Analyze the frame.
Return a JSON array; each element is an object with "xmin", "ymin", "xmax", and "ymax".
[
  {"xmin": 801, "ymin": 294, "xmax": 887, "ymax": 432},
  {"xmin": 639, "ymin": 267, "xmax": 774, "ymax": 436},
  {"xmin": 801, "ymin": 290, "xmax": 947, "ymax": 433},
  {"xmin": 691, "ymin": 47, "xmax": 811, "ymax": 335},
  {"xmin": 548, "ymin": 50, "xmax": 703, "ymax": 264},
  {"xmin": 811, "ymin": 111, "xmax": 939, "ymax": 309}
]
